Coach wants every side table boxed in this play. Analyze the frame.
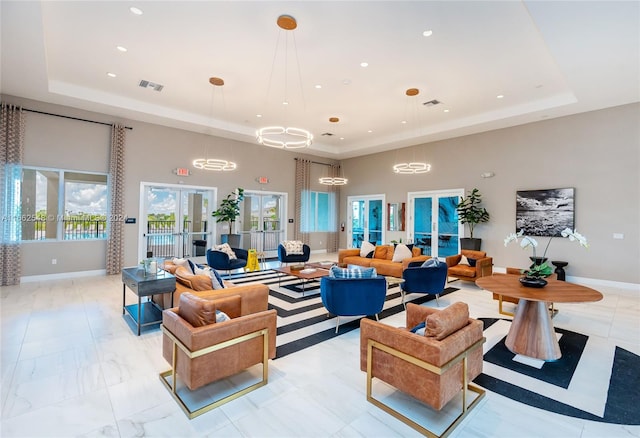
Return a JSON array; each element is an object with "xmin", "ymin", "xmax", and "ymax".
[
  {"xmin": 552, "ymin": 261, "xmax": 568, "ymax": 281},
  {"xmin": 122, "ymin": 267, "xmax": 176, "ymax": 335}
]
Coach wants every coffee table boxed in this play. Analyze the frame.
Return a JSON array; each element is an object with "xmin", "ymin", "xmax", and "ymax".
[
  {"xmin": 274, "ymin": 265, "xmax": 331, "ymax": 295},
  {"xmin": 476, "ymin": 274, "xmax": 603, "ymax": 361}
]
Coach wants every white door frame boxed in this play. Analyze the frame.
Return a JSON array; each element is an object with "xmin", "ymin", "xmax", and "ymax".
[
  {"xmin": 138, "ymin": 181, "xmax": 217, "ymax": 263},
  {"xmin": 242, "ymin": 190, "xmax": 288, "ymax": 258},
  {"xmin": 407, "ymin": 188, "xmax": 464, "ymax": 259},
  {"xmin": 346, "ymin": 194, "xmax": 386, "ymax": 248}
]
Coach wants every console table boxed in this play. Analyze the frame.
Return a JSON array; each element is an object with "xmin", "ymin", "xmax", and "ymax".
[
  {"xmin": 476, "ymin": 274, "xmax": 602, "ymax": 361},
  {"xmin": 122, "ymin": 267, "xmax": 176, "ymax": 335}
]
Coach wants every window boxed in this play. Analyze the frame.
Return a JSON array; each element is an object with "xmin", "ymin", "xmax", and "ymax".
[
  {"xmin": 20, "ymin": 167, "xmax": 108, "ymax": 241},
  {"xmin": 301, "ymin": 190, "xmax": 336, "ymax": 232}
]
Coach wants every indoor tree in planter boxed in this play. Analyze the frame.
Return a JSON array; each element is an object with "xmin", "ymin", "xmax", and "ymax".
[
  {"xmin": 456, "ymin": 188, "xmax": 490, "ymax": 250},
  {"xmin": 212, "ymin": 187, "xmax": 244, "ymax": 247}
]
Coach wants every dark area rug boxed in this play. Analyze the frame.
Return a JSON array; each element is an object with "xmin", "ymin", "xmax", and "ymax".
[{"xmin": 474, "ymin": 318, "xmax": 640, "ymax": 425}]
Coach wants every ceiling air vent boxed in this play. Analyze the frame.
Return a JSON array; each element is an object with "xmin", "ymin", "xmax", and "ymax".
[
  {"xmin": 138, "ymin": 80, "xmax": 164, "ymax": 92},
  {"xmin": 423, "ymin": 99, "xmax": 442, "ymax": 107}
]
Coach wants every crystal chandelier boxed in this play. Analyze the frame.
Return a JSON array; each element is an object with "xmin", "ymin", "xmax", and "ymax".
[{"xmin": 256, "ymin": 14, "xmax": 312, "ymax": 149}]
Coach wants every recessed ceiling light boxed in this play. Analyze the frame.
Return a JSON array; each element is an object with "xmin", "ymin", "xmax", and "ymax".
[
  {"xmin": 360, "ymin": 62, "xmax": 368, "ymax": 67},
  {"xmin": 444, "ymin": 109, "xmax": 450, "ymax": 113},
  {"xmin": 116, "ymin": 46, "xmax": 127, "ymax": 52},
  {"xmin": 497, "ymin": 94, "xmax": 504, "ymax": 99},
  {"xmin": 129, "ymin": 6, "xmax": 143, "ymax": 15},
  {"xmin": 423, "ymin": 30, "xmax": 433, "ymax": 37},
  {"xmin": 282, "ymin": 101, "xmax": 289, "ymax": 105},
  {"xmin": 342, "ymin": 79, "xmax": 351, "ymax": 85},
  {"xmin": 314, "ymin": 84, "xmax": 322, "ymax": 89},
  {"xmin": 107, "ymin": 72, "xmax": 117, "ymax": 78},
  {"xmin": 256, "ymin": 114, "xmax": 262, "ymax": 118},
  {"xmin": 367, "ymin": 130, "xmax": 373, "ymax": 133},
  {"xmin": 401, "ymin": 120, "xmax": 407, "ymax": 124},
  {"xmin": 340, "ymin": 137, "xmax": 345, "ymax": 140}
]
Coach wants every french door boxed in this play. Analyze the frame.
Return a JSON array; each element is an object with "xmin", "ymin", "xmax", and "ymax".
[
  {"xmin": 347, "ymin": 195, "xmax": 385, "ymax": 248},
  {"xmin": 240, "ymin": 191, "xmax": 286, "ymax": 258},
  {"xmin": 407, "ymin": 189, "xmax": 463, "ymax": 259},
  {"xmin": 140, "ymin": 183, "xmax": 214, "ymax": 262}
]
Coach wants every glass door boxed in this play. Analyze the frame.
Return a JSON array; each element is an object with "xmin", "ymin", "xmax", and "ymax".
[
  {"xmin": 141, "ymin": 184, "xmax": 213, "ymax": 262},
  {"xmin": 408, "ymin": 189, "xmax": 463, "ymax": 259},
  {"xmin": 240, "ymin": 191, "xmax": 286, "ymax": 258},
  {"xmin": 347, "ymin": 195, "xmax": 385, "ymax": 248}
]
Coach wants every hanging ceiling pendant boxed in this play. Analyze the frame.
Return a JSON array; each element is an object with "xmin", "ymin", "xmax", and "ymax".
[
  {"xmin": 193, "ymin": 77, "xmax": 237, "ymax": 171},
  {"xmin": 392, "ymin": 88, "xmax": 431, "ymax": 175},
  {"xmin": 256, "ymin": 14, "xmax": 312, "ymax": 149},
  {"xmin": 319, "ymin": 117, "xmax": 348, "ymax": 185},
  {"xmin": 192, "ymin": 158, "xmax": 237, "ymax": 171},
  {"xmin": 393, "ymin": 162, "xmax": 431, "ymax": 174},
  {"xmin": 319, "ymin": 176, "xmax": 348, "ymax": 185}
]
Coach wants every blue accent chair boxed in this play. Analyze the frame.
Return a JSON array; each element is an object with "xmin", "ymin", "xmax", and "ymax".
[
  {"xmin": 400, "ymin": 261, "xmax": 448, "ymax": 308},
  {"xmin": 277, "ymin": 243, "xmax": 311, "ymax": 266},
  {"xmin": 320, "ymin": 276, "xmax": 388, "ymax": 333},
  {"xmin": 206, "ymin": 248, "xmax": 248, "ymax": 277}
]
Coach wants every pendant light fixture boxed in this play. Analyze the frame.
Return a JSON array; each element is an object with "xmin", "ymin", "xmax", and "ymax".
[
  {"xmin": 193, "ymin": 77, "xmax": 237, "ymax": 171},
  {"xmin": 393, "ymin": 88, "xmax": 431, "ymax": 174},
  {"xmin": 319, "ymin": 117, "xmax": 348, "ymax": 185},
  {"xmin": 256, "ymin": 14, "xmax": 313, "ymax": 149}
]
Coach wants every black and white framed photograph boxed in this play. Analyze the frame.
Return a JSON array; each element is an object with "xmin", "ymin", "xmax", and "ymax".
[{"xmin": 516, "ymin": 188, "xmax": 575, "ymax": 236}]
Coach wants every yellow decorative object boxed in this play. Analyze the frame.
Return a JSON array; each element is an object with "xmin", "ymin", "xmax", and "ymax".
[{"xmin": 246, "ymin": 249, "xmax": 260, "ymax": 272}]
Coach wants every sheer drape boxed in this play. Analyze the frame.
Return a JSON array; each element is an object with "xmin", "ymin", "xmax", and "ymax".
[
  {"xmin": 326, "ymin": 164, "xmax": 341, "ymax": 253},
  {"xmin": 0, "ymin": 103, "xmax": 24, "ymax": 285},
  {"xmin": 294, "ymin": 158, "xmax": 311, "ymax": 244},
  {"xmin": 106, "ymin": 124, "xmax": 126, "ymax": 275}
]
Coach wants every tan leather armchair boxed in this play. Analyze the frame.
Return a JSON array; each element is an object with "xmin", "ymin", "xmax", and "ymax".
[
  {"xmin": 446, "ymin": 249, "xmax": 493, "ymax": 283},
  {"xmin": 160, "ymin": 287, "xmax": 277, "ymax": 418},
  {"xmin": 360, "ymin": 302, "xmax": 485, "ymax": 437}
]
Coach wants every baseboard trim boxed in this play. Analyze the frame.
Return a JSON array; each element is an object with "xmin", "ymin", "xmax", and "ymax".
[
  {"xmin": 21, "ymin": 269, "xmax": 107, "ymax": 283},
  {"xmin": 566, "ymin": 275, "xmax": 640, "ymax": 292}
]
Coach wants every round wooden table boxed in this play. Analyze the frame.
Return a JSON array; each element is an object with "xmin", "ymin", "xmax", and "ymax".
[{"xmin": 476, "ymin": 274, "xmax": 603, "ymax": 361}]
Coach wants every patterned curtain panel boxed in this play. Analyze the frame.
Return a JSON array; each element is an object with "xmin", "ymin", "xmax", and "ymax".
[
  {"xmin": 294, "ymin": 158, "xmax": 311, "ymax": 244},
  {"xmin": 327, "ymin": 164, "xmax": 341, "ymax": 253},
  {"xmin": 106, "ymin": 124, "xmax": 126, "ymax": 275},
  {"xmin": 0, "ymin": 103, "xmax": 25, "ymax": 285}
]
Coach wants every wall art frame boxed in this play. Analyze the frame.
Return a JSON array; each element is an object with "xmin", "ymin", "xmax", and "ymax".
[{"xmin": 515, "ymin": 187, "xmax": 575, "ymax": 237}]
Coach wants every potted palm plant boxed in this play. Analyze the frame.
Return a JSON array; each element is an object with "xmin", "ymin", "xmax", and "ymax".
[
  {"xmin": 212, "ymin": 188, "xmax": 244, "ymax": 247},
  {"xmin": 456, "ymin": 188, "xmax": 490, "ymax": 250}
]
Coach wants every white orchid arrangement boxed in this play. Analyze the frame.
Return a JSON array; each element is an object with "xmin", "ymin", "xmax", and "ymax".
[{"xmin": 504, "ymin": 228, "xmax": 589, "ymax": 278}]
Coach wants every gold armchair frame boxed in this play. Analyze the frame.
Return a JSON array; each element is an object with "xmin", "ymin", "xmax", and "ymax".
[
  {"xmin": 159, "ymin": 324, "xmax": 270, "ymax": 419},
  {"xmin": 366, "ymin": 337, "xmax": 486, "ymax": 438}
]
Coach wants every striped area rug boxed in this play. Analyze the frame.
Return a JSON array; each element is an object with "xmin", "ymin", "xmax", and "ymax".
[{"xmin": 227, "ymin": 269, "xmax": 458, "ymax": 358}]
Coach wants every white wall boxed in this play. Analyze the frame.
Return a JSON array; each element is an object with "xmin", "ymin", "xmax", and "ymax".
[
  {"xmin": 4, "ymin": 95, "xmax": 639, "ymax": 285},
  {"xmin": 340, "ymin": 103, "xmax": 640, "ymax": 284}
]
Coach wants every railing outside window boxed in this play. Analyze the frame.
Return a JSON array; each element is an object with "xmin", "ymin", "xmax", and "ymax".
[{"xmin": 26, "ymin": 218, "xmax": 108, "ymax": 240}]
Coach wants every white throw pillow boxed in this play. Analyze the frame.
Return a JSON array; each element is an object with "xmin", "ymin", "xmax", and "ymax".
[
  {"xmin": 282, "ymin": 240, "xmax": 304, "ymax": 255},
  {"xmin": 215, "ymin": 310, "xmax": 230, "ymax": 323},
  {"xmin": 459, "ymin": 255, "xmax": 470, "ymax": 265},
  {"xmin": 172, "ymin": 257, "xmax": 191, "ymax": 271},
  {"xmin": 360, "ymin": 241, "xmax": 376, "ymax": 258},
  {"xmin": 391, "ymin": 243, "xmax": 413, "ymax": 262},
  {"xmin": 215, "ymin": 243, "xmax": 237, "ymax": 260},
  {"xmin": 194, "ymin": 266, "xmax": 225, "ymax": 290}
]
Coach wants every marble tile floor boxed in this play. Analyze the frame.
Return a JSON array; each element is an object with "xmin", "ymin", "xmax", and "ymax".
[{"xmin": 1, "ymin": 254, "xmax": 639, "ymax": 437}]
